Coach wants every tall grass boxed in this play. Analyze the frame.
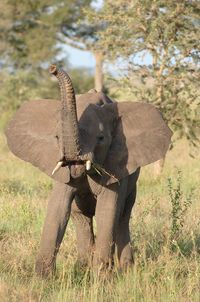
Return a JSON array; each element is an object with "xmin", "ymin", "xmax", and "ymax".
[{"xmin": 0, "ymin": 130, "xmax": 200, "ymax": 302}]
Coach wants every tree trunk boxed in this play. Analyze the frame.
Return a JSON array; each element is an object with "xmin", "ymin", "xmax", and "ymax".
[{"xmin": 94, "ymin": 51, "xmax": 104, "ymax": 92}]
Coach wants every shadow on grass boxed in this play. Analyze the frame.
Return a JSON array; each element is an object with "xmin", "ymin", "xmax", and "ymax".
[{"xmin": 172, "ymin": 233, "xmax": 200, "ymax": 256}]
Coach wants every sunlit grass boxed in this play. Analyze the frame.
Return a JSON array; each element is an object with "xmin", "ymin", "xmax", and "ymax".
[{"xmin": 0, "ymin": 130, "xmax": 200, "ymax": 301}]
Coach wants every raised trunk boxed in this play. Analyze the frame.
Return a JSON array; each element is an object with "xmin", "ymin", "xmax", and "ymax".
[{"xmin": 50, "ymin": 65, "xmax": 81, "ymax": 160}]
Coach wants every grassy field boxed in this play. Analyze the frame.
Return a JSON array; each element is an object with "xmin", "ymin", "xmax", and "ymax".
[{"xmin": 0, "ymin": 128, "xmax": 200, "ymax": 302}]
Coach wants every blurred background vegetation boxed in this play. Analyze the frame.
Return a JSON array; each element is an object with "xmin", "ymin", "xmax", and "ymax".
[
  {"xmin": 0, "ymin": 0, "xmax": 199, "ymax": 152},
  {"xmin": 0, "ymin": 0, "xmax": 95, "ymax": 126}
]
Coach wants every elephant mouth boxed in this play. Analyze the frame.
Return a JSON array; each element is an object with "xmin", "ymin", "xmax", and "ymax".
[
  {"xmin": 52, "ymin": 158, "xmax": 118, "ymax": 182},
  {"xmin": 69, "ymin": 160, "xmax": 87, "ymax": 179},
  {"xmin": 69, "ymin": 160, "xmax": 108, "ymax": 179},
  {"xmin": 51, "ymin": 159, "xmax": 92, "ymax": 179}
]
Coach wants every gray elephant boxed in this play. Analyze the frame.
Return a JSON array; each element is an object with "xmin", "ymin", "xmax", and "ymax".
[{"xmin": 5, "ymin": 65, "xmax": 172, "ymax": 277}]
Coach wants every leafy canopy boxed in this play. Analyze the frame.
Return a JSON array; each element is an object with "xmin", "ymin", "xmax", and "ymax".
[
  {"xmin": 87, "ymin": 0, "xmax": 200, "ymax": 146},
  {"xmin": 0, "ymin": 0, "xmax": 94, "ymax": 118}
]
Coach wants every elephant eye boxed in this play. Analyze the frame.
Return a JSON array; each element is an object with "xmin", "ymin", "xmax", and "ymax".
[{"xmin": 97, "ymin": 135, "xmax": 104, "ymax": 142}]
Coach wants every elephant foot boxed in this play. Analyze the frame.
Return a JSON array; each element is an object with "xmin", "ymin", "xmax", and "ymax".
[
  {"xmin": 74, "ymin": 258, "xmax": 90, "ymax": 272},
  {"xmin": 93, "ymin": 255, "xmax": 114, "ymax": 276},
  {"xmin": 118, "ymin": 242, "xmax": 134, "ymax": 271},
  {"xmin": 35, "ymin": 256, "xmax": 56, "ymax": 278},
  {"xmin": 119, "ymin": 257, "xmax": 134, "ymax": 271}
]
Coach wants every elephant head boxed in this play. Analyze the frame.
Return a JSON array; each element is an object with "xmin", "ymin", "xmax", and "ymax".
[{"xmin": 5, "ymin": 65, "xmax": 172, "ymax": 186}]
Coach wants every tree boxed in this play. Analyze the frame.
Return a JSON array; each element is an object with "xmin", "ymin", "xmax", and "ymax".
[
  {"xmin": 0, "ymin": 0, "xmax": 94, "ymax": 70},
  {"xmin": 0, "ymin": 0, "xmax": 94, "ymax": 119},
  {"xmin": 58, "ymin": 3, "xmax": 105, "ymax": 91},
  {"xmin": 87, "ymin": 0, "xmax": 200, "ymax": 150}
]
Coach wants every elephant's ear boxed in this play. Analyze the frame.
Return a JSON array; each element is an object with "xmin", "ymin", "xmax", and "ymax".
[
  {"xmin": 103, "ymin": 102, "xmax": 173, "ymax": 185},
  {"xmin": 5, "ymin": 100, "xmax": 70, "ymax": 183}
]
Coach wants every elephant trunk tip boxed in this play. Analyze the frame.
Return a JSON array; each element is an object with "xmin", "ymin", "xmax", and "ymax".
[{"xmin": 49, "ymin": 64, "xmax": 58, "ymax": 76}]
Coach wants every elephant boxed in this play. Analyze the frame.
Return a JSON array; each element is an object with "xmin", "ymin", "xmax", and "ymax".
[{"xmin": 5, "ymin": 65, "xmax": 172, "ymax": 277}]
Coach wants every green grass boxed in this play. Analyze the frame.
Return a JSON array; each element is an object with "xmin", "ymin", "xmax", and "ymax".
[{"xmin": 0, "ymin": 130, "xmax": 200, "ymax": 302}]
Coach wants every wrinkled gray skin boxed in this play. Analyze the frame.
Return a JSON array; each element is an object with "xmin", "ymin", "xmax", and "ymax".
[{"xmin": 5, "ymin": 66, "xmax": 172, "ymax": 277}]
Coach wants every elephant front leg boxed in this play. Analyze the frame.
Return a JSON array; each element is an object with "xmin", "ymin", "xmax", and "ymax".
[{"xmin": 35, "ymin": 182, "xmax": 74, "ymax": 277}]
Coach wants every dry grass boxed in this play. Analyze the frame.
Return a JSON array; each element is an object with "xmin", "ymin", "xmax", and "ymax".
[{"xmin": 0, "ymin": 130, "xmax": 200, "ymax": 302}]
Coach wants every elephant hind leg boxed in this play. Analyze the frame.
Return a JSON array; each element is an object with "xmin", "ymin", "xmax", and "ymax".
[
  {"xmin": 116, "ymin": 188, "xmax": 137, "ymax": 270},
  {"xmin": 71, "ymin": 212, "xmax": 95, "ymax": 267},
  {"xmin": 71, "ymin": 197, "xmax": 95, "ymax": 267}
]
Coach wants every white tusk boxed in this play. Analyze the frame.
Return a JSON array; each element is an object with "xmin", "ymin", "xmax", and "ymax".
[
  {"xmin": 86, "ymin": 160, "xmax": 92, "ymax": 171},
  {"xmin": 52, "ymin": 161, "xmax": 63, "ymax": 176}
]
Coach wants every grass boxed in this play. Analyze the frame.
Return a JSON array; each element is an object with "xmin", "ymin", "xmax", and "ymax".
[{"xmin": 0, "ymin": 129, "xmax": 200, "ymax": 302}]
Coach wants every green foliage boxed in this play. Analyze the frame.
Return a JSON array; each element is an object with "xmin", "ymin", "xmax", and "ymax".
[
  {"xmin": 0, "ymin": 70, "xmax": 53, "ymax": 112},
  {"xmin": 167, "ymin": 171, "xmax": 193, "ymax": 244},
  {"xmin": 69, "ymin": 67, "xmax": 94, "ymax": 94},
  {"xmin": 87, "ymin": 0, "xmax": 200, "ymax": 147},
  {"xmin": 0, "ymin": 0, "xmax": 93, "ymax": 69},
  {"xmin": 0, "ymin": 1, "xmax": 95, "ymax": 123},
  {"xmin": 0, "ymin": 69, "xmax": 59, "ymax": 128}
]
